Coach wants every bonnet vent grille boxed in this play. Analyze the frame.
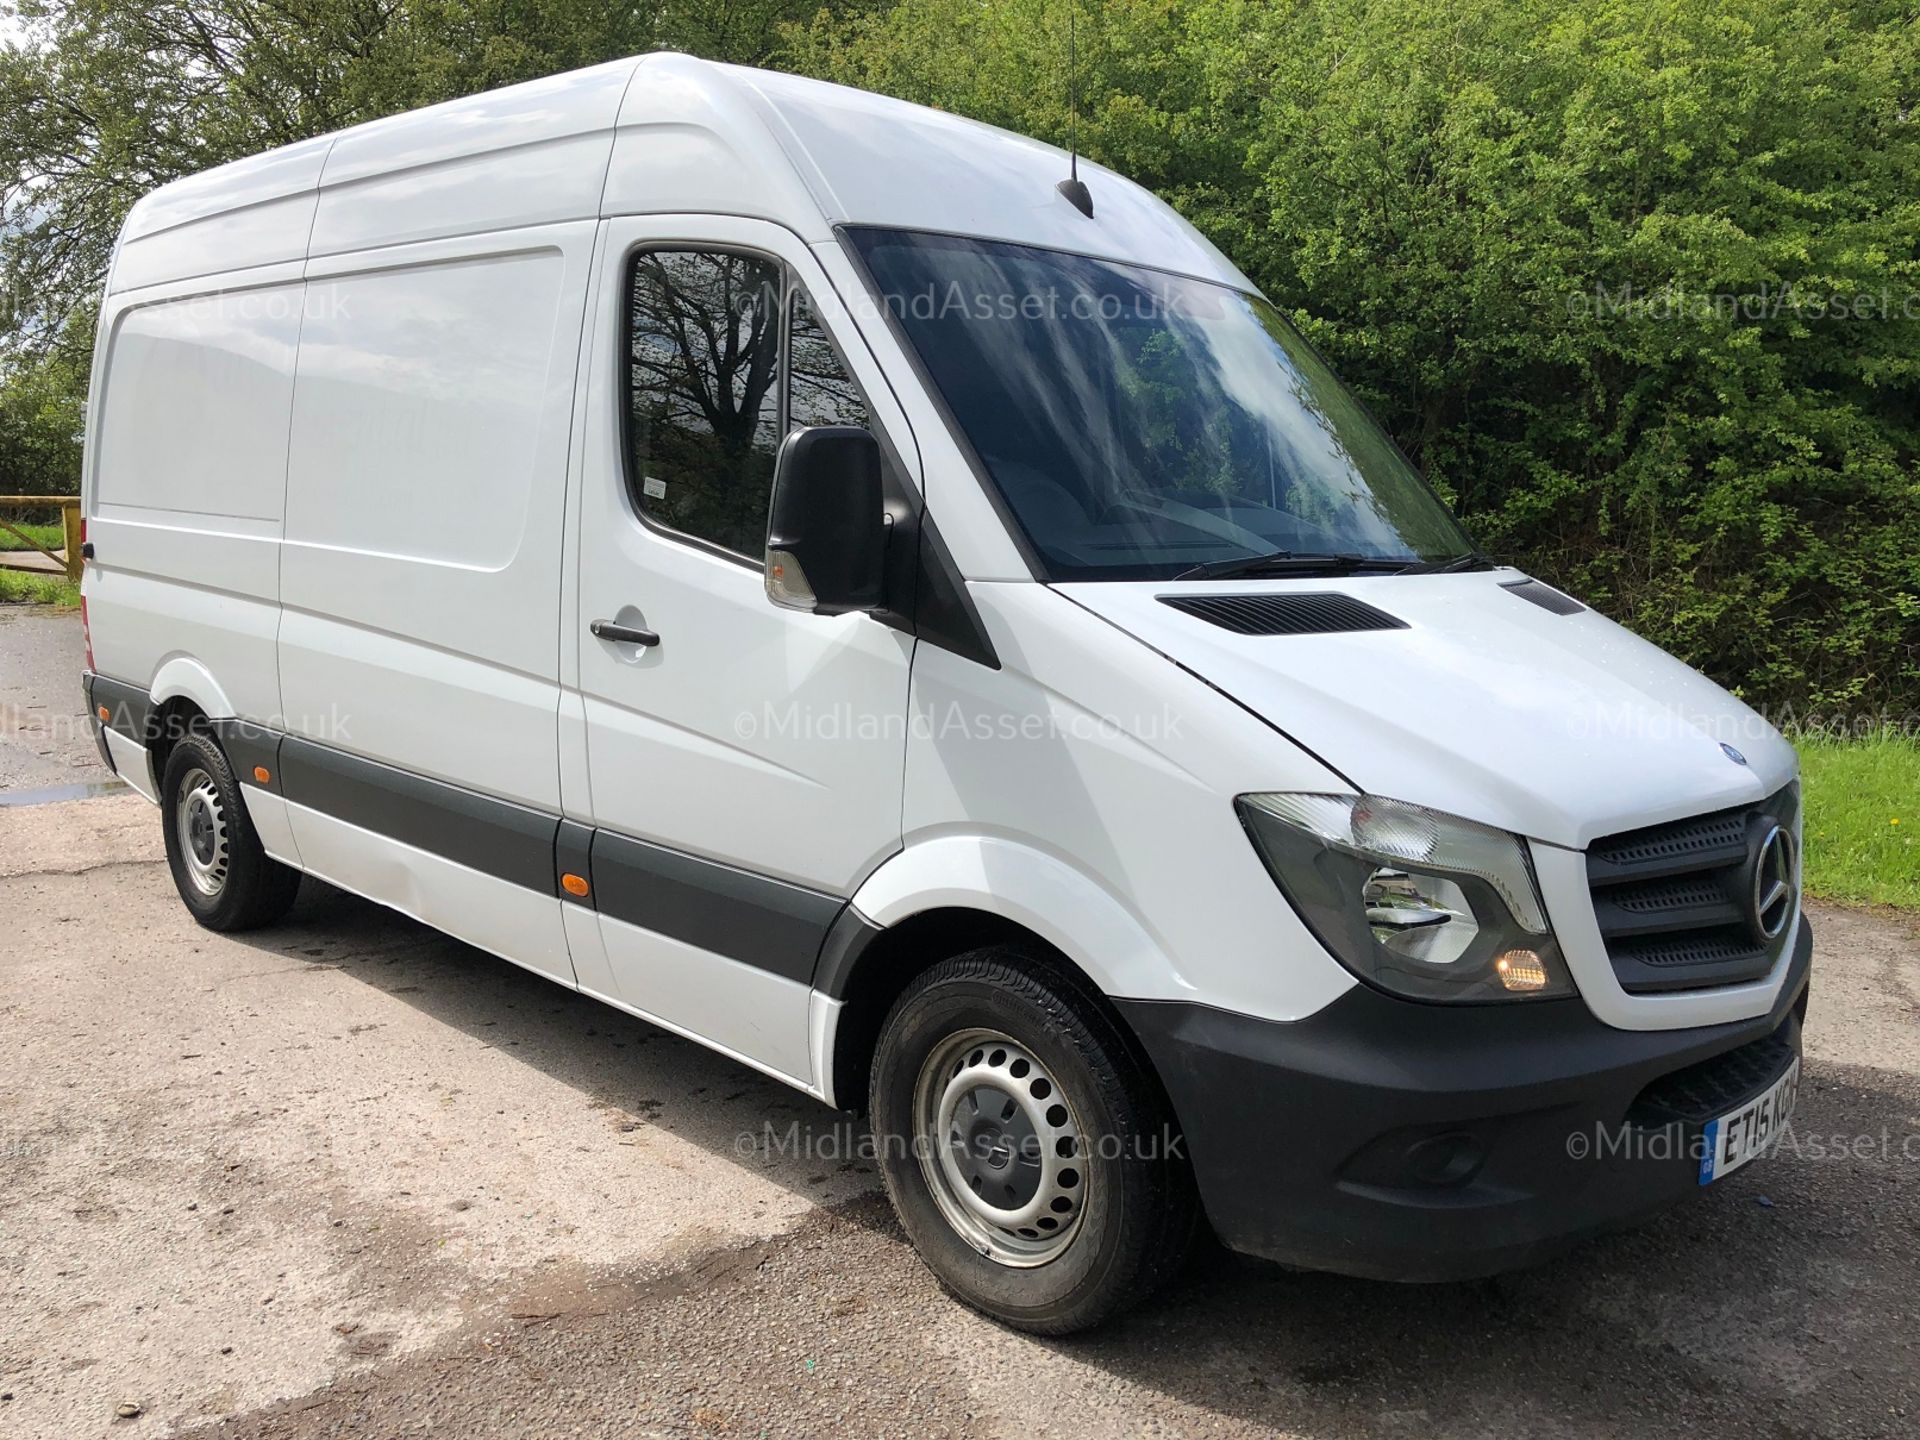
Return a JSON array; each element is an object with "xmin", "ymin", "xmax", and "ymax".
[
  {"xmin": 1158, "ymin": 592, "xmax": 1408, "ymax": 636},
  {"xmin": 1500, "ymin": 578, "xmax": 1586, "ymax": 616}
]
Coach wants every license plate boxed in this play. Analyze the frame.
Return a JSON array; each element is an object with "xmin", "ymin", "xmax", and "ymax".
[{"xmin": 1698, "ymin": 1056, "xmax": 1799, "ymax": 1185}]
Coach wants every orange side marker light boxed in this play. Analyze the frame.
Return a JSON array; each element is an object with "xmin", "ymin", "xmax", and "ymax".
[
  {"xmin": 253, "ymin": 766, "xmax": 272, "ymax": 784},
  {"xmin": 561, "ymin": 873, "xmax": 591, "ymax": 898}
]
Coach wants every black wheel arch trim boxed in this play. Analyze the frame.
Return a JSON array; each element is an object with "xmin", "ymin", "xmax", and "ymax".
[
  {"xmin": 212, "ymin": 718, "xmax": 284, "ymax": 795},
  {"xmin": 812, "ymin": 903, "xmax": 887, "ymax": 999}
]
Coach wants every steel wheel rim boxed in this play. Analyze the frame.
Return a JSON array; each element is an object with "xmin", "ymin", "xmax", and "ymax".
[
  {"xmin": 176, "ymin": 767, "xmax": 230, "ymax": 898},
  {"xmin": 912, "ymin": 1027, "xmax": 1088, "ymax": 1267}
]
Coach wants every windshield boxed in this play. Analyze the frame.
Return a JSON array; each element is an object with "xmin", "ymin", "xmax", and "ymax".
[{"xmin": 846, "ymin": 228, "xmax": 1474, "ymax": 580}]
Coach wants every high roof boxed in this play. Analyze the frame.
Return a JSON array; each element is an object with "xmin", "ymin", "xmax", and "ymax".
[{"xmin": 110, "ymin": 53, "xmax": 1251, "ymax": 295}]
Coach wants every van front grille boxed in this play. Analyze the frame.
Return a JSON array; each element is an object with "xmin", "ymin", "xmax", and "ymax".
[{"xmin": 1585, "ymin": 786, "xmax": 1799, "ymax": 995}]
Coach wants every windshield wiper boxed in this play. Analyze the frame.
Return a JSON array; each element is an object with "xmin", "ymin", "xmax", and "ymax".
[
  {"xmin": 1171, "ymin": 551, "xmax": 1419, "ymax": 582},
  {"xmin": 1395, "ymin": 552, "xmax": 1494, "ymax": 575}
]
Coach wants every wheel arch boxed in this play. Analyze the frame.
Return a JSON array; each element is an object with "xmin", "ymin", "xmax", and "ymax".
[
  {"xmin": 143, "ymin": 658, "xmax": 236, "ymax": 782},
  {"xmin": 148, "ymin": 656, "xmax": 235, "ymax": 722},
  {"xmin": 819, "ymin": 835, "xmax": 1185, "ymax": 1111}
]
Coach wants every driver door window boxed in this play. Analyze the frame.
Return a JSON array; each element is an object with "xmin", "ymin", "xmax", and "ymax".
[{"xmin": 623, "ymin": 251, "xmax": 870, "ymax": 560}]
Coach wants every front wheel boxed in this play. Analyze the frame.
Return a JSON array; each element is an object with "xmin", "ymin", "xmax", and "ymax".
[
  {"xmin": 161, "ymin": 731, "xmax": 301, "ymax": 932},
  {"xmin": 868, "ymin": 947, "xmax": 1195, "ymax": 1334}
]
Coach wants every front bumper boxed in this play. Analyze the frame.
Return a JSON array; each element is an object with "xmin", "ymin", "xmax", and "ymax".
[{"xmin": 1119, "ymin": 916, "xmax": 1812, "ymax": 1282}]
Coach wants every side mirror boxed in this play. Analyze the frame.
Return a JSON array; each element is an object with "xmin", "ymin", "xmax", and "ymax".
[{"xmin": 765, "ymin": 425, "xmax": 887, "ymax": 615}]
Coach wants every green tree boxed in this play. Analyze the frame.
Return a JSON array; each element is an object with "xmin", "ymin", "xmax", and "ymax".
[
  {"xmin": 0, "ymin": 314, "xmax": 87, "ymax": 494},
  {"xmin": 0, "ymin": 0, "xmax": 881, "ymax": 342}
]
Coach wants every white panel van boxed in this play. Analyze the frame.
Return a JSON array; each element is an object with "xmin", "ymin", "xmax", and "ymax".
[{"xmin": 81, "ymin": 54, "xmax": 1811, "ymax": 1332}]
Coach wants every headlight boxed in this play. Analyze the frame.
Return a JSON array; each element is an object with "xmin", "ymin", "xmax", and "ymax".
[{"xmin": 1237, "ymin": 793, "xmax": 1575, "ymax": 1003}]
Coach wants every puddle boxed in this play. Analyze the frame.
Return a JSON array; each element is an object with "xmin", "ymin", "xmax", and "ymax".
[{"xmin": 0, "ymin": 778, "xmax": 131, "ymax": 806}]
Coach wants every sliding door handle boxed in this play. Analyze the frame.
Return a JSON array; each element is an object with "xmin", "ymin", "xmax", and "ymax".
[{"xmin": 590, "ymin": 619, "xmax": 660, "ymax": 647}]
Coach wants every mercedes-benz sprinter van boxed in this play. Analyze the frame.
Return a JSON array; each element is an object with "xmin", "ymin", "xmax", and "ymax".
[{"xmin": 80, "ymin": 54, "xmax": 1810, "ymax": 1333}]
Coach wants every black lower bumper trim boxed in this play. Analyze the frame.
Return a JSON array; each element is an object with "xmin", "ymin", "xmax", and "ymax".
[
  {"xmin": 87, "ymin": 671, "xmax": 150, "ymax": 750},
  {"xmin": 1119, "ymin": 918, "xmax": 1813, "ymax": 1282},
  {"xmin": 82, "ymin": 673, "xmax": 115, "ymax": 770}
]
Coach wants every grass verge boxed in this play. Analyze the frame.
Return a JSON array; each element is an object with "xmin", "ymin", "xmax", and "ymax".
[
  {"xmin": 1797, "ymin": 729, "xmax": 1918, "ymax": 912},
  {"xmin": 0, "ymin": 569, "xmax": 80, "ymax": 606},
  {"xmin": 0, "ymin": 520, "xmax": 65, "ymax": 552}
]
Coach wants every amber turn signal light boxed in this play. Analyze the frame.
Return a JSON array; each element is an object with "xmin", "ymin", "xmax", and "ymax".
[
  {"xmin": 561, "ymin": 873, "xmax": 590, "ymax": 897},
  {"xmin": 253, "ymin": 766, "xmax": 272, "ymax": 784},
  {"xmin": 1494, "ymin": 949, "xmax": 1550, "ymax": 992}
]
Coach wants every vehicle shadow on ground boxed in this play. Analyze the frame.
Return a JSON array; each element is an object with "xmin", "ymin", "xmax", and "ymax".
[
  {"xmin": 252, "ymin": 881, "xmax": 1918, "ymax": 1437},
  {"xmin": 247, "ymin": 878, "xmax": 895, "ymax": 1223}
]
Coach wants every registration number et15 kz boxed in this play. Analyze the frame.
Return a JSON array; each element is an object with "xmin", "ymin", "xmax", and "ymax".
[{"xmin": 1699, "ymin": 1056, "xmax": 1800, "ymax": 1185}]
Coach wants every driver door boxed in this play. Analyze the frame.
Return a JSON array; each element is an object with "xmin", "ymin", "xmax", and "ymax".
[{"xmin": 569, "ymin": 215, "xmax": 917, "ymax": 1084}]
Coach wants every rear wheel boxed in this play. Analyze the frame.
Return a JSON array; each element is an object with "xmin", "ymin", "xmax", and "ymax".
[
  {"xmin": 161, "ymin": 731, "xmax": 301, "ymax": 931},
  {"xmin": 869, "ymin": 946, "xmax": 1195, "ymax": 1334}
]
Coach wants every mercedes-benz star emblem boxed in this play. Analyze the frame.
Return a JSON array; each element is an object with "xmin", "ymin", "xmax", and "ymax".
[{"xmin": 1749, "ymin": 824, "xmax": 1796, "ymax": 944}]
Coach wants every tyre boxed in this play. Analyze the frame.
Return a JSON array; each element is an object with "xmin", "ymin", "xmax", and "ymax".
[
  {"xmin": 160, "ymin": 730, "xmax": 302, "ymax": 932},
  {"xmin": 868, "ymin": 945, "xmax": 1196, "ymax": 1334}
]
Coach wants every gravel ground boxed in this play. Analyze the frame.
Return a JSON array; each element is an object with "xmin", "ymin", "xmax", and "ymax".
[
  {"xmin": 3, "ymin": 609, "xmax": 1917, "ymax": 1438},
  {"xmin": 0, "ymin": 608, "xmax": 117, "ymax": 796}
]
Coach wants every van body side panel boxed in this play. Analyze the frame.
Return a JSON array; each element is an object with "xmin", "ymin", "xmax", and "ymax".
[
  {"xmin": 101, "ymin": 729, "xmax": 159, "ymax": 802},
  {"xmin": 278, "ymin": 226, "xmax": 595, "ymax": 810},
  {"xmin": 111, "ymin": 136, "xmax": 329, "ymax": 294},
  {"xmin": 87, "ymin": 269, "xmax": 305, "ymax": 731},
  {"xmin": 593, "ymin": 914, "xmax": 814, "ymax": 1086},
  {"xmin": 281, "ymin": 798, "xmax": 576, "ymax": 987},
  {"xmin": 309, "ymin": 59, "xmax": 633, "ymax": 258}
]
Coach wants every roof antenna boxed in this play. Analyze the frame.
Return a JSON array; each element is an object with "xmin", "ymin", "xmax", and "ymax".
[{"xmin": 1055, "ymin": 4, "xmax": 1094, "ymax": 218}]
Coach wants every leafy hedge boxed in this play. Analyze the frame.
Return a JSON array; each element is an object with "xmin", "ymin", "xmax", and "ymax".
[{"xmin": 788, "ymin": 0, "xmax": 1920, "ymax": 713}]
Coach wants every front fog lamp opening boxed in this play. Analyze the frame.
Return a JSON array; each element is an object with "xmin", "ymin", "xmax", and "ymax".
[{"xmin": 1239, "ymin": 793, "xmax": 1575, "ymax": 1004}]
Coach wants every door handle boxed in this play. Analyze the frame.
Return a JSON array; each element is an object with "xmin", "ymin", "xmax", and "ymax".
[{"xmin": 590, "ymin": 619, "xmax": 660, "ymax": 647}]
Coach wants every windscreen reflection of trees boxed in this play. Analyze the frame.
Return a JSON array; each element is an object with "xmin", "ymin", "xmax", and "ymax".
[
  {"xmin": 854, "ymin": 233, "xmax": 1467, "ymax": 576},
  {"xmin": 996, "ymin": 261, "xmax": 1445, "ymax": 564},
  {"xmin": 1116, "ymin": 304, "xmax": 1391, "ymax": 542},
  {"xmin": 627, "ymin": 251, "xmax": 782, "ymax": 557}
]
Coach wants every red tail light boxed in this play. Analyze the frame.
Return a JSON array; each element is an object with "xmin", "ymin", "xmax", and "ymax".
[{"xmin": 79, "ymin": 518, "xmax": 96, "ymax": 672}]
